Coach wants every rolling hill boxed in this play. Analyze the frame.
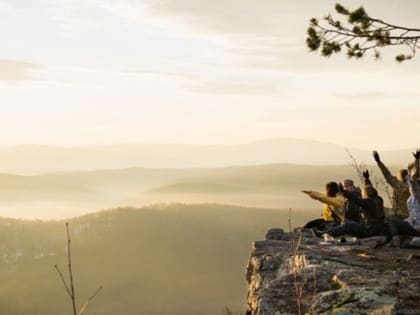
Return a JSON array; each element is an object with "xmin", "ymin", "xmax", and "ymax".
[
  {"xmin": 0, "ymin": 163, "xmax": 402, "ymax": 219},
  {"xmin": 0, "ymin": 204, "xmax": 317, "ymax": 315},
  {"xmin": 0, "ymin": 139, "xmax": 414, "ymax": 174}
]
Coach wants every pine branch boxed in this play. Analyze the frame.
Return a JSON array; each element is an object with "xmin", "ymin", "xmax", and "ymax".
[{"xmin": 307, "ymin": 3, "xmax": 420, "ymax": 61}]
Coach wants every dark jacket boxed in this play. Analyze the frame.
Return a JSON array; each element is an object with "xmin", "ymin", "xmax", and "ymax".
[
  {"xmin": 343, "ymin": 190, "xmax": 362, "ymax": 223},
  {"xmin": 342, "ymin": 191, "xmax": 385, "ymax": 227}
]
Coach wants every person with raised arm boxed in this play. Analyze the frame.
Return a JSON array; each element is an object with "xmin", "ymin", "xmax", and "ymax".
[
  {"xmin": 406, "ymin": 149, "xmax": 420, "ymax": 228},
  {"xmin": 372, "ymin": 150, "xmax": 410, "ymax": 219},
  {"xmin": 316, "ymin": 172, "xmax": 387, "ymax": 239},
  {"xmin": 364, "ymin": 165, "xmax": 420, "ymax": 245}
]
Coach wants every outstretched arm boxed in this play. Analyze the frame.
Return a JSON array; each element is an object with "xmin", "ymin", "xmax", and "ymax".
[
  {"xmin": 305, "ymin": 191, "xmax": 344, "ymax": 209},
  {"xmin": 373, "ymin": 151, "xmax": 398, "ymax": 187}
]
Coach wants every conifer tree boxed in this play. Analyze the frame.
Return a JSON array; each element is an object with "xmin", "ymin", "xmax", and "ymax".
[{"xmin": 306, "ymin": 3, "xmax": 420, "ymax": 62}]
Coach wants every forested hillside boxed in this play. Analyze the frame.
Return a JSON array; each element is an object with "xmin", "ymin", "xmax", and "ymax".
[{"xmin": 0, "ymin": 204, "xmax": 316, "ymax": 315}]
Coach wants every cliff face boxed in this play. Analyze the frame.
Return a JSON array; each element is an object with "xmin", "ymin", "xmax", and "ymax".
[{"xmin": 245, "ymin": 229, "xmax": 420, "ymax": 315}]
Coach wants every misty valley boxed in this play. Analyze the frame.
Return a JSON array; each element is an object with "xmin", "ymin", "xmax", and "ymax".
[
  {"xmin": 0, "ymin": 153, "xmax": 404, "ymax": 314},
  {"xmin": 0, "ymin": 205, "xmax": 315, "ymax": 315},
  {"xmin": 2, "ymin": 0, "xmax": 419, "ymax": 313}
]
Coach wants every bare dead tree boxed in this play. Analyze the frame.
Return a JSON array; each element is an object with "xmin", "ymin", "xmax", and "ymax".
[
  {"xmin": 345, "ymin": 148, "xmax": 367, "ymax": 186},
  {"xmin": 307, "ymin": 3, "xmax": 420, "ymax": 62},
  {"xmin": 345, "ymin": 149, "xmax": 394, "ymax": 206},
  {"xmin": 310, "ymin": 267, "xmax": 317, "ymax": 314},
  {"xmin": 287, "ymin": 209, "xmax": 321, "ymax": 314},
  {"xmin": 55, "ymin": 222, "xmax": 103, "ymax": 315},
  {"xmin": 288, "ymin": 208, "xmax": 304, "ymax": 315}
]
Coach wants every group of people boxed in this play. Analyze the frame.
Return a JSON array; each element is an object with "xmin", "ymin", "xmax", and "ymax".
[{"xmin": 302, "ymin": 150, "xmax": 420, "ymax": 245}]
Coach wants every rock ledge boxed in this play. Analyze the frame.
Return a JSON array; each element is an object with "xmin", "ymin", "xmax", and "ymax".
[{"xmin": 245, "ymin": 230, "xmax": 420, "ymax": 315}]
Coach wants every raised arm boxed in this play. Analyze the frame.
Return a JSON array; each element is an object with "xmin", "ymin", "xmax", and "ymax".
[
  {"xmin": 362, "ymin": 170, "xmax": 374, "ymax": 188},
  {"xmin": 373, "ymin": 151, "xmax": 398, "ymax": 187},
  {"xmin": 409, "ymin": 149, "xmax": 420, "ymax": 180}
]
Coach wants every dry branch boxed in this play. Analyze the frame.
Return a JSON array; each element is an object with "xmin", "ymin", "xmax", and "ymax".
[{"xmin": 55, "ymin": 222, "xmax": 103, "ymax": 315}]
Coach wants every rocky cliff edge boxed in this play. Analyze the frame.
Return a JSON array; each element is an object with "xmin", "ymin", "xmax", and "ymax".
[{"xmin": 245, "ymin": 229, "xmax": 420, "ymax": 315}]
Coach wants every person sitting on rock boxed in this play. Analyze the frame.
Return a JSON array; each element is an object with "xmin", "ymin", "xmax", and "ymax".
[
  {"xmin": 406, "ymin": 150, "xmax": 420, "ymax": 228},
  {"xmin": 386, "ymin": 216, "xmax": 420, "ymax": 244},
  {"xmin": 314, "ymin": 171, "xmax": 420, "ymax": 244},
  {"xmin": 318, "ymin": 175, "xmax": 387, "ymax": 239},
  {"xmin": 362, "ymin": 169, "xmax": 420, "ymax": 243},
  {"xmin": 343, "ymin": 179, "xmax": 362, "ymax": 195},
  {"xmin": 342, "ymin": 179, "xmax": 362, "ymax": 223},
  {"xmin": 302, "ymin": 181, "xmax": 345, "ymax": 230},
  {"xmin": 360, "ymin": 170, "xmax": 386, "ymax": 224},
  {"xmin": 373, "ymin": 150, "xmax": 410, "ymax": 219}
]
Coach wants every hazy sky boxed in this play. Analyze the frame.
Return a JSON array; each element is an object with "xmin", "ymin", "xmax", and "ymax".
[{"xmin": 1, "ymin": 0, "xmax": 419, "ymax": 149}]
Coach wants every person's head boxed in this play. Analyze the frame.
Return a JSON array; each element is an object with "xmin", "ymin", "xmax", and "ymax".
[
  {"xmin": 325, "ymin": 181, "xmax": 339, "ymax": 197},
  {"xmin": 397, "ymin": 169, "xmax": 408, "ymax": 182},
  {"xmin": 362, "ymin": 186, "xmax": 378, "ymax": 198},
  {"xmin": 343, "ymin": 179, "xmax": 355, "ymax": 191}
]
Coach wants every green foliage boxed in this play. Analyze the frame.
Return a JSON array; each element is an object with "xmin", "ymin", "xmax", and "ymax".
[
  {"xmin": 348, "ymin": 7, "xmax": 368, "ymax": 24},
  {"xmin": 396, "ymin": 53, "xmax": 413, "ymax": 62},
  {"xmin": 321, "ymin": 41, "xmax": 341, "ymax": 57},
  {"xmin": 306, "ymin": 3, "xmax": 420, "ymax": 61},
  {"xmin": 334, "ymin": 4, "xmax": 349, "ymax": 16},
  {"xmin": 306, "ymin": 27, "xmax": 321, "ymax": 51}
]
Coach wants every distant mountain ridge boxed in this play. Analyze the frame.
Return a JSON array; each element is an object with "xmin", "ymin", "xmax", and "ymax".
[
  {"xmin": 0, "ymin": 160, "xmax": 407, "ymax": 219},
  {"xmin": 0, "ymin": 138, "xmax": 415, "ymax": 174}
]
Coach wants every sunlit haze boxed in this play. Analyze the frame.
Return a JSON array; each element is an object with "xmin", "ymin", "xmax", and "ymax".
[
  {"xmin": 1, "ymin": 3, "xmax": 420, "ymax": 315},
  {"xmin": 1, "ymin": 0, "xmax": 419, "ymax": 150}
]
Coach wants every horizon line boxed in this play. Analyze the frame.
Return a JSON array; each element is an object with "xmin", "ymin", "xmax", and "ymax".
[{"xmin": 0, "ymin": 137, "xmax": 415, "ymax": 151}]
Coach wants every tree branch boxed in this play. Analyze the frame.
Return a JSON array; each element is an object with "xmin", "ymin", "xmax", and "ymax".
[
  {"xmin": 78, "ymin": 286, "xmax": 103, "ymax": 315},
  {"xmin": 54, "ymin": 264, "xmax": 72, "ymax": 298},
  {"xmin": 55, "ymin": 222, "xmax": 103, "ymax": 315},
  {"xmin": 307, "ymin": 4, "xmax": 420, "ymax": 61},
  {"xmin": 66, "ymin": 222, "xmax": 78, "ymax": 315}
]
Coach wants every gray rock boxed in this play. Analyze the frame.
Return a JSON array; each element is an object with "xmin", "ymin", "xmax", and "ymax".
[
  {"xmin": 245, "ymin": 230, "xmax": 420, "ymax": 315},
  {"xmin": 266, "ymin": 228, "xmax": 286, "ymax": 240}
]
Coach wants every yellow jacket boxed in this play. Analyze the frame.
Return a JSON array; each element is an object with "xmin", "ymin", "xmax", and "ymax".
[{"xmin": 308, "ymin": 191, "xmax": 345, "ymax": 221}]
